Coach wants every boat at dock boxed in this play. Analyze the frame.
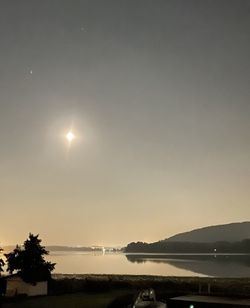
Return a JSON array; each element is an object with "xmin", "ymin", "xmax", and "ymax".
[{"xmin": 133, "ymin": 289, "xmax": 167, "ymax": 308}]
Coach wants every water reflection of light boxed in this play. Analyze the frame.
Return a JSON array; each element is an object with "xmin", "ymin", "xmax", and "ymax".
[{"xmin": 47, "ymin": 252, "xmax": 204, "ymax": 276}]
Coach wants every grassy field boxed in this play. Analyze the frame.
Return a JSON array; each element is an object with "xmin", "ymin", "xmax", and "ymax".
[
  {"xmin": 2, "ymin": 275, "xmax": 250, "ymax": 307},
  {"xmin": 1, "ymin": 290, "xmax": 133, "ymax": 308}
]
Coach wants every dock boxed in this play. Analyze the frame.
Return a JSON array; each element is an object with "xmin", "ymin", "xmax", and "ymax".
[{"xmin": 169, "ymin": 295, "xmax": 250, "ymax": 307}]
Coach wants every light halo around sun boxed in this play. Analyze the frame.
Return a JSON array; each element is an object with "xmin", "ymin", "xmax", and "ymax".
[{"xmin": 66, "ymin": 131, "xmax": 75, "ymax": 143}]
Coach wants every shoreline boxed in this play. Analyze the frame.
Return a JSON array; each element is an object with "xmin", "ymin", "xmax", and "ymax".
[
  {"xmin": 50, "ymin": 274, "xmax": 250, "ymax": 298},
  {"xmin": 2, "ymin": 275, "xmax": 250, "ymax": 307}
]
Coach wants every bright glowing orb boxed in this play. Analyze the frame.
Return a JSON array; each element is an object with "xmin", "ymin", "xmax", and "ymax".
[{"xmin": 66, "ymin": 131, "xmax": 75, "ymax": 143}]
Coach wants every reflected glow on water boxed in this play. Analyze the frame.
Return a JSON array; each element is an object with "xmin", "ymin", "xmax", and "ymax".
[
  {"xmin": 2, "ymin": 250, "xmax": 250, "ymax": 277},
  {"xmin": 47, "ymin": 251, "xmax": 201, "ymax": 276},
  {"xmin": 46, "ymin": 252, "xmax": 250, "ymax": 277}
]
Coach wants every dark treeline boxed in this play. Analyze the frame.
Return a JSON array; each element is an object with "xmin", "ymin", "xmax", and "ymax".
[
  {"xmin": 46, "ymin": 246, "xmax": 102, "ymax": 252},
  {"xmin": 125, "ymin": 239, "xmax": 250, "ymax": 253}
]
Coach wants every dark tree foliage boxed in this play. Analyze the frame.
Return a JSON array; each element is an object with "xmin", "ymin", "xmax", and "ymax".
[
  {"xmin": 4, "ymin": 234, "xmax": 56, "ymax": 283},
  {"xmin": 0, "ymin": 247, "xmax": 4, "ymax": 274},
  {"xmin": 4, "ymin": 245, "xmax": 22, "ymax": 274},
  {"xmin": 125, "ymin": 239, "xmax": 250, "ymax": 253}
]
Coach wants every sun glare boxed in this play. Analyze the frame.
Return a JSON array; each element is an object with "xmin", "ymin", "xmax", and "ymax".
[{"xmin": 66, "ymin": 131, "xmax": 75, "ymax": 143}]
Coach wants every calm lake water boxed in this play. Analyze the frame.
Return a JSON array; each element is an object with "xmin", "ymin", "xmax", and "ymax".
[{"xmin": 45, "ymin": 252, "xmax": 250, "ymax": 277}]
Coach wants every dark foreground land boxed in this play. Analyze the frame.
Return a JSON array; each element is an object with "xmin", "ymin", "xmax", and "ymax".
[
  {"xmin": 1, "ymin": 290, "xmax": 131, "ymax": 308},
  {"xmin": 1, "ymin": 274, "xmax": 250, "ymax": 307}
]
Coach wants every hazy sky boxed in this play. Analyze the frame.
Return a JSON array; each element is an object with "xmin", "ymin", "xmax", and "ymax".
[{"xmin": 0, "ymin": 0, "xmax": 250, "ymax": 246}]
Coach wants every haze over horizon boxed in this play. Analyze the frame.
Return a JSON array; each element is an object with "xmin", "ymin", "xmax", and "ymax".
[{"xmin": 1, "ymin": 0, "xmax": 250, "ymax": 247}]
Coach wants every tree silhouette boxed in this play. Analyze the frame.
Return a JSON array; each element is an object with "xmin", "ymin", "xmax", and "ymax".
[
  {"xmin": 5, "ymin": 234, "xmax": 55, "ymax": 283},
  {"xmin": 0, "ymin": 247, "xmax": 4, "ymax": 274}
]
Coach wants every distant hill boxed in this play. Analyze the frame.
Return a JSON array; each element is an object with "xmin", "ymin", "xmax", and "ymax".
[
  {"xmin": 165, "ymin": 222, "xmax": 250, "ymax": 243},
  {"xmin": 125, "ymin": 222, "xmax": 250, "ymax": 253},
  {"xmin": 2, "ymin": 245, "xmax": 121, "ymax": 253},
  {"xmin": 46, "ymin": 246, "xmax": 99, "ymax": 252},
  {"xmin": 1, "ymin": 245, "xmax": 98, "ymax": 253}
]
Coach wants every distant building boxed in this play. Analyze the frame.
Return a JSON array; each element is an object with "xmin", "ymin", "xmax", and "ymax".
[{"xmin": 5, "ymin": 275, "xmax": 47, "ymax": 297}]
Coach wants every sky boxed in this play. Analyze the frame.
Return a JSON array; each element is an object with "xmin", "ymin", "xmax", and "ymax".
[{"xmin": 0, "ymin": 0, "xmax": 250, "ymax": 246}]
